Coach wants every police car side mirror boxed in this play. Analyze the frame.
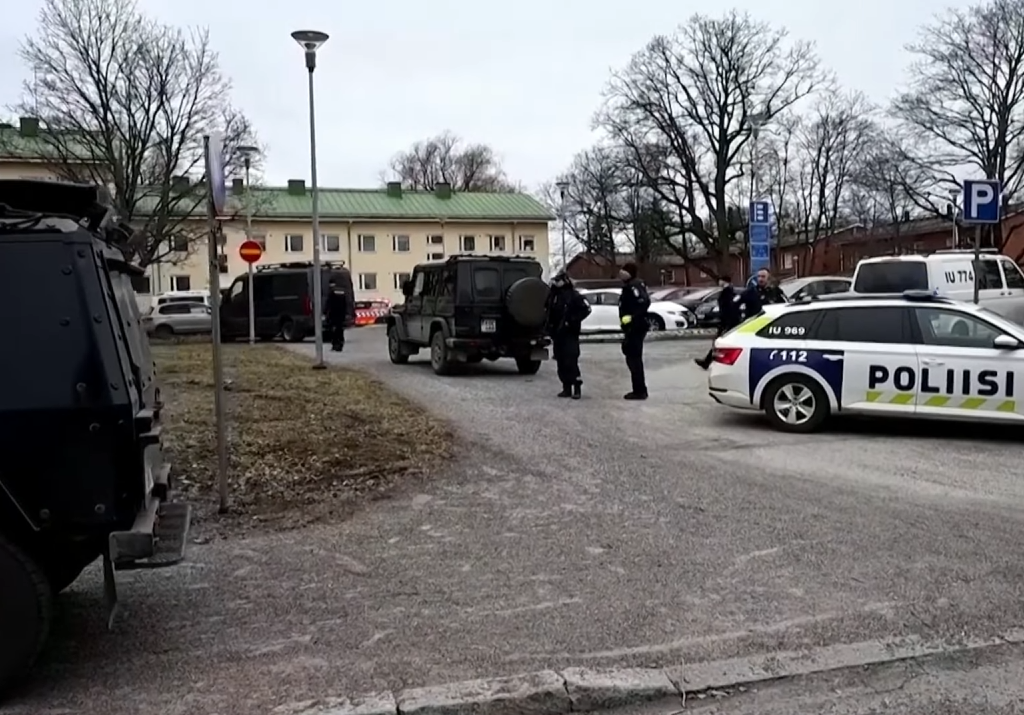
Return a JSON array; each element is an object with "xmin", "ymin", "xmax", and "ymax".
[{"xmin": 993, "ymin": 334, "xmax": 1021, "ymax": 349}]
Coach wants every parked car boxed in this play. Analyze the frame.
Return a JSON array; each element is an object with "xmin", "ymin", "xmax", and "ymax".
[
  {"xmin": 780, "ymin": 275, "xmax": 852, "ymax": 301},
  {"xmin": 578, "ymin": 288, "xmax": 694, "ymax": 331},
  {"xmin": 649, "ymin": 286, "xmax": 706, "ymax": 303},
  {"xmin": 143, "ymin": 301, "xmax": 212, "ymax": 338}
]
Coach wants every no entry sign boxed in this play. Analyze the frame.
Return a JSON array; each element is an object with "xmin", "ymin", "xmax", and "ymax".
[{"xmin": 239, "ymin": 240, "xmax": 263, "ymax": 264}]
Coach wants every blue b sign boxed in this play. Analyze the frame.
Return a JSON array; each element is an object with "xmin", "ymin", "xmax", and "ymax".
[
  {"xmin": 749, "ymin": 201, "xmax": 770, "ymax": 225},
  {"xmin": 748, "ymin": 201, "xmax": 771, "ymax": 273},
  {"xmin": 962, "ymin": 180, "xmax": 1001, "ymax": 224}
]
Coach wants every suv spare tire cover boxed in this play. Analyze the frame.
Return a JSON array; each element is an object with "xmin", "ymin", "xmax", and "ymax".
[{"xmin": 505, "ymin": 277, "xmax": 549, "ymax": 328}]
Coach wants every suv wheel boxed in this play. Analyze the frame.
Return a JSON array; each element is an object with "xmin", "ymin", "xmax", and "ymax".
[
  {"xmin": 153, "ymin": 324, "xmax": 174, "ymax": 339},
  {"xmin": 280, "ymin": 318, "xmax": 303, "ymax": 343},
  {"xmin": 0, "ymin": 536, "xmax": 52, "ymax": 697},
  {"xmin": 515, "ymin": 357, "xmax": 542, "ymax": 375},
  {"xmin": 388, "ymin": 326, "xmax": 410, "ymax": 364},
  {"xmin": 430, "ymin": 331, "xmax": 453, "ymax": 375}
]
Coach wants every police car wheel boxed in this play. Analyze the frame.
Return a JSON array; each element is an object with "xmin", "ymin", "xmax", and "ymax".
[{"xmin": 763, "ymin": 375, "xmax": 829, "ymax": 433}]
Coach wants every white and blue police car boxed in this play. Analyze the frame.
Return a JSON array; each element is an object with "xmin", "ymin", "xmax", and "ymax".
[{"xmin": 707, "ymin": 290, "xmax": 1024, "ymax": 433}]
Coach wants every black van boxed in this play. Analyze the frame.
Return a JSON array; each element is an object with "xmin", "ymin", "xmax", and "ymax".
[{"xmin": 220, "ymin": 261, "xmax": 355, "ymax": 342}]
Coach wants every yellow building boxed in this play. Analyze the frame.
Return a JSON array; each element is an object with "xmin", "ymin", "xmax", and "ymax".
[
  {"xmin": 0, "ymin": 117, "xmax": 555, "ymax": 305},
  {"xmin": 152, "ymin": 179, "xmax": 553, "ymax": 304}
]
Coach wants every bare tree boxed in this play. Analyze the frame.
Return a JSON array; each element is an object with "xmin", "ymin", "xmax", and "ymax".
[
  {"xmin": 596, "ymin": 10, "xmax": 824, "ymax": 275},
  {"xmin": 548, "ymin": 146, "xmax": 622, "ymax": 268},
  {"xmin": 385, "ymin": 131, "xmax": 517, "ymax": 192},
  {"xmin": 892, "ymin": 0, "xmax": 1024, "ymax": 247},
  {"xmin": 15, "ymin": 0, "xmax": 259, "ymax": 267},
  {"xmin": 847, "ymin": 131, "xmax": 925, "ymax": 239}
]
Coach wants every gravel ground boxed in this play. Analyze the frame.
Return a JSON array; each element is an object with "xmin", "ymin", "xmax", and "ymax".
[{"xmin": 9, "ymin": 326, "xmax": 1024, "ymax": 714}]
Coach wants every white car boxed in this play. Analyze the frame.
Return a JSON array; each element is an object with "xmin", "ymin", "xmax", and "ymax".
[
  {"xmin": 578, "ymin": 288, "xmax": 693, "ymax": 332},
  {"xmin": 707, "ymin": 290, "xmax": 1024, "ymax": 433}
]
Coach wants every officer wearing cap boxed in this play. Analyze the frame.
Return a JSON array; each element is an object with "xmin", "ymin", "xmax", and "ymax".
[{"xmin": 618, "ymin": 262, "xmax": 651, "ymax": 400}]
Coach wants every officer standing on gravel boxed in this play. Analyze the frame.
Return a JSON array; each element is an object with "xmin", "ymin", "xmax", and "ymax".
[
  {"xmin": 545, "ymin": 271, "xmax": 591, "ymax": 399},
  {"xmin": 325, "ymin": 279, "xmax": 350, "ymax": 352},
  {"xmin": 618, "ymin": 262, "xmax": 651, "ymax": 400}
]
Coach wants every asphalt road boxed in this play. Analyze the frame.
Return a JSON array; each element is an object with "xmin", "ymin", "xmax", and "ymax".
[{"xmin": 11, "ymin": 326, "xmax": 1024, "ymax": 714}]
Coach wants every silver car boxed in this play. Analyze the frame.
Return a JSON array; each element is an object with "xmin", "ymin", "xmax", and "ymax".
[{"xmin": 144, "ymin": 302, "xmax": 212, "ymax": 338}]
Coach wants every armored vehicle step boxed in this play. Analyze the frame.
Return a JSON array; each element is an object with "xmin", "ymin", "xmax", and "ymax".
[{"xmin": 112, "ymin": 501, "xmax": 191, "ymax": 571}]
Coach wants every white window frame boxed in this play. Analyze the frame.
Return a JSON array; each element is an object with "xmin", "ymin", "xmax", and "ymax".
[
  {"xmin": 489, "ymin": 235, "xmax": 506, "ymax": 251},
  {"xmin": 359, "ymin": 273, "xmax": 378, "ymax": 291},
  {"xmin": 170, "ymin": 236, "xmax": 189, "ymax": 253},
  {"xmin": 392, "ymin": 235, "xmax": 410, "ymax": 252},
  {"xmin": 460, "ymin": 235, "xmax": 476, "ymax": 252},
  {"xmin": 393, "ymin": 272, "xmax": 412, "ymax": 289},
  {"xmin": 427, "ymin": 234, "xmax": 444, "ymax": 246},
  {"xmin": 358, "ymin": 234, "xmax": 376, "ymax": 252},
  {"xmin": 519, "ymin": 235, "xmax": 536, "ymax": 252},
  {"xmin": 170, "ymin": 275, "xmax": 192, "ymax": 291},
  {"xmin": 284, "ymin": 234, "xmax": 304, "ymax": 252},
  {"xmin": 322, "ymin": 234, "xmax": 341, "ymax": 253},
  {"xmin": 427, "ymin": 252, "xmax": 444, "ymax": 261}
]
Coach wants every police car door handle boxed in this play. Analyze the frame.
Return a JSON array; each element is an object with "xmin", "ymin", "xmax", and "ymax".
[{"xmin": 921, "ymin": 358, "xmax": 944, "ymax": 366}]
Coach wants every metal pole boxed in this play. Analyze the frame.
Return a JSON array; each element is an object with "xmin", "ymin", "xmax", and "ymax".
[
  {"xmin": 560, "ymin": 215, "xmax": 567, "ymax": 269},
  {"xmin": 973, "ymin": 225, "xmax": 981, "ymax": 304},
  {"xmin": 307, "ymin": 67, "xmax": 325, "ymax": 368},
  {"xmin": 203, "ymin": 136, "xmax": 229, "ymax": 513},
  {"xmin": 244, "ymin": 160, "xmax": 256, "ymax": 345}
]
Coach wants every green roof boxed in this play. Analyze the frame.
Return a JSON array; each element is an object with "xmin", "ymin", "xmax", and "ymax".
[
  {"xmin": 0, "ymin": 121, "xmax": 96, "ymax": 162},
  {"xmin": 244, "ymin": 185, "xmax": 553, "ymax": 222}
]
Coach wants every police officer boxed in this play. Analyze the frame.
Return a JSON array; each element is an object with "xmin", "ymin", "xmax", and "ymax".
[
  {"xmin": 325, "ymin": 279, "xmax": 350, "ymax": 352},
  {"xmin": 740, "ymin": 268, "xmax": 786, "ymax": 317},
  {"xmin": 695, "ymin": 274, "xmax": 740, "ymax": 370},
  {"xmin": 618, "ymin": 262, "xmax": 651, "ymax": 400},
  {"xmin": 545, "ymin": 271, "xmax": 591, "ymax": 399}
]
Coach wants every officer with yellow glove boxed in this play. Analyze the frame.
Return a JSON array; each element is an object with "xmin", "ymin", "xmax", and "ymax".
[{"xmin": 617, "ymin": 262, "xmax": 651, "ymax": 400}]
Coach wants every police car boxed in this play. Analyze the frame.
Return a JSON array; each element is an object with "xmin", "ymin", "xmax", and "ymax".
[{"xmin": 707, "ymin": 291, "xmax": 1024, "ymax": 433}]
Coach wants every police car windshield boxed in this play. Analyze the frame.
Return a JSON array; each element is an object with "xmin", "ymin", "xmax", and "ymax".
[{"xmin": 854, "ymin": 262, "xmax": 929, "ymax": 293}]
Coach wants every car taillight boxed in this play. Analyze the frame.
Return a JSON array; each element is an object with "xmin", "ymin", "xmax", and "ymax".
[
  {"xmin": 712, "ymin": 347, "xmax": 743, "ymax": 365},
  {"xmin": 303, "ymin": 295, "xmax": 312, "ymax": 316}
]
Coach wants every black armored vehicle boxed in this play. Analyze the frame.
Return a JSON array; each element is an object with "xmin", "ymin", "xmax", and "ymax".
[
  {"xmin": 386, "ymin": 254, "xmax": 551, "ymax": 374},
  {"xmin": 0, "ymin": 180, "xmax": 190, "ymax": 695}
]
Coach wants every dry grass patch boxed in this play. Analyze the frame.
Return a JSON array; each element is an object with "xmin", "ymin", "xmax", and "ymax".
[{"xmin": 152, "ymin": 342, "xmax": 453, "ymax": 529}]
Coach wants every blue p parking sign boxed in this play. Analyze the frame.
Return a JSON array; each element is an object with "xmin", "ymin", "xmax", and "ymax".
[{"xmin": 962, "ymin": 180, "xmax": 1001, "ymax": 224}]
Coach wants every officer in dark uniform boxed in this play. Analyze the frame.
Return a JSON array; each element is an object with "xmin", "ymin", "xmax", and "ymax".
[
  {"xmin": 741, "ymin": 268, "xmax": 786, "ymax": 317},
  {"xmin": 545, "ymin": 271, "xmax": 591, "ymax": 399},
  {"xmin": 325, "ymin": 279, "xmax": 350, "ymax": 352},
  {"xmin": 617, "ymin": 262, "xmax": 651, "ymax": 400},
  {"xmin": 695, "ymin": 275, "xmax": 741, "ymax": 370}
]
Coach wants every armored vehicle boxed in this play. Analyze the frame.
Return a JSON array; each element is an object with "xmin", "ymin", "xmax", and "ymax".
[
  {"xmin": 0, "ymin": 180, "xmax": 190, "ymax": 696},
  {"xmin": 386, "ymin": 255, "xmax": 551, "ymax": 374}
]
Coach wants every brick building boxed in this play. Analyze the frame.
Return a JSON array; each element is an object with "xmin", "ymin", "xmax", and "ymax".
[{"xmin": 566, "ymin": 211, "xmax": 1024, "ymax": 286}]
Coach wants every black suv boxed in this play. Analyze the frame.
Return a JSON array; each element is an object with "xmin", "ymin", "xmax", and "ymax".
[
  {"xmin": 386, "ymin": 255, "xmax": 551, "ymax": 375},
  {"xmin": 220, "ymin": 261, "xmax": 355, "ymax": 342}
]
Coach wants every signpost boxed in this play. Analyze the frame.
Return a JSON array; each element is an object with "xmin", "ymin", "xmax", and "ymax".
[
  {"xmin": 962, "ymin": 179, "xmax": 1002, "ymax": 304},
  {"xmin": 204, "ymin": 133, "xmax": 229, "ymax": 513},
  {"xmin": 748, "ymin": 200, "xmax": 771, "ymax": 276},
  {"xmin": 239, "ymin": 240, "xmax": 263, "ymax": 344}
]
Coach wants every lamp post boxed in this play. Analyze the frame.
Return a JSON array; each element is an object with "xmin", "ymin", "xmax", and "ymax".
[
  {"xmin": 292, "ymin": 29, "xmax": 329, "ymax": 369},
  {"xmin": 947, "ymin": 188, "xmax": 960, "ymax": 249},
  {"xmin": 556, "ymin": 180, "xmax": 569, "ymax": 272},
  {"xmin": 238, "ymin": 145, "xmax": 258, "ymax": 344},
  {"xmin": 747, "ymin": 112, "xmax": 767, "ymax": 202}
]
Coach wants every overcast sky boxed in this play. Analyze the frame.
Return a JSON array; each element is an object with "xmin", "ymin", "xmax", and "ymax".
[{"xmin": 1, "ymin": 0, "xmax": 977, "ymax": 193}]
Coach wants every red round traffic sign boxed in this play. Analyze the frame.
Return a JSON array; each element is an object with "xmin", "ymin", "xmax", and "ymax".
[{"xmin": 239, "ymin": 240, "xmax": 263, "ymax": 264}]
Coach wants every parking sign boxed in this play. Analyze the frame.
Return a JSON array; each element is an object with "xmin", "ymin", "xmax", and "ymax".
[{"xmin": 962, "ymin": 180, "xmax": 1001, "ymax": 224}]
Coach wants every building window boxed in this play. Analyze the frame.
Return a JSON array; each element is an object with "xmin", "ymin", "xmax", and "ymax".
[
  {"xmin": 171, "ymin": 235, "xmax": 189, "ymax": 253},
  {"xmin": 322, "ymin": 234, "xmax": 341, "ymax": 252},
  {"xmin": 489, "ymin": 235, "xmax": 506, "ymax": 251},
  {"xmin": 250, "ymin": 233, "xmax": 267, "ymax": 248},
  {"xmin": 428, "ymin": 234, "xmax": 444, "ymax": 246},
  {"xmin": 460, "ymin": 235, "xmax": 476, "ymax": 251},
  {"xmin": 358, "ymin": 234, "xmax": 376, "ymax": 252},
  {"xmin": 170, "ymin": 275, "xmax": 191, "ymax": 291},
  {"xmin": 130, "ymin": 275, "xmax": 152, "ymax": 294},
  {"xmin": 285, "ymin": 234, "xmax": 304, "ymax": 252},
  {"xmin": 359, "ymin": 273, "xmax": 377, "ymax": 291},
  {"xmin": 782, "ymin": 253, "xmax": 795, "ymax": 269},
  {"xmin": 519, "ymin": 235, "xmax": 536, "ymax": 252},
  {"xmin": 393, "ymin": 235, "xmax": 410, "ymax": 252},
  {"xmin": 427, "ymin": 252, "xmax": 444, "ymax": 261},
  {"xmin": 393, "ymin": 272, "xmax": 411, "ymax": 289}
]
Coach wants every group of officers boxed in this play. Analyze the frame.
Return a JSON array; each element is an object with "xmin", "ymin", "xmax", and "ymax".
[{"xmin": 544, "ymin": 264, "xmax": 787, "ymax": 399}]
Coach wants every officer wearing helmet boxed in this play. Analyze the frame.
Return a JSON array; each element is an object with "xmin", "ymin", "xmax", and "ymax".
[{"xmin": 545, "ymin": 271, "xmax": 591, "ymax": 399}]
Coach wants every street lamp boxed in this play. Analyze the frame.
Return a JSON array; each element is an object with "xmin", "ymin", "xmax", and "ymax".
[
  {"xmin": 292, "ymin": 29, "xmax": 329, "ymax": 369},
  {"xmin": 947, "ymin": 188, "xmax": 960, "ymax": 249},
  {"xmin": 556, "ymin": 180, "xmax": 569, "ymax": 271},
  {"xmin": 238, "ymin": 144, "xmax": 258, "ymax": 344}
]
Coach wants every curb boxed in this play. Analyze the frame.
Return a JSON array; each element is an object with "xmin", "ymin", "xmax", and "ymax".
[
  {"xmin": 580, "ymin": 329, "xmax": 716, "ymax": 344},
  {"xmin": 275, "ymin": 628, "xmax": 1024, "ymax": 715}
]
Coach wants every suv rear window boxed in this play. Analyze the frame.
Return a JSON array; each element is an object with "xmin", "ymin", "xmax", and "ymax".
[
  {"xmin": 473, "ymin": 268, "xmax": 501, "ymax": 298},
  {"xmin": 854, "ymin": 262, "xmax": 928, "ymax": 293}
]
